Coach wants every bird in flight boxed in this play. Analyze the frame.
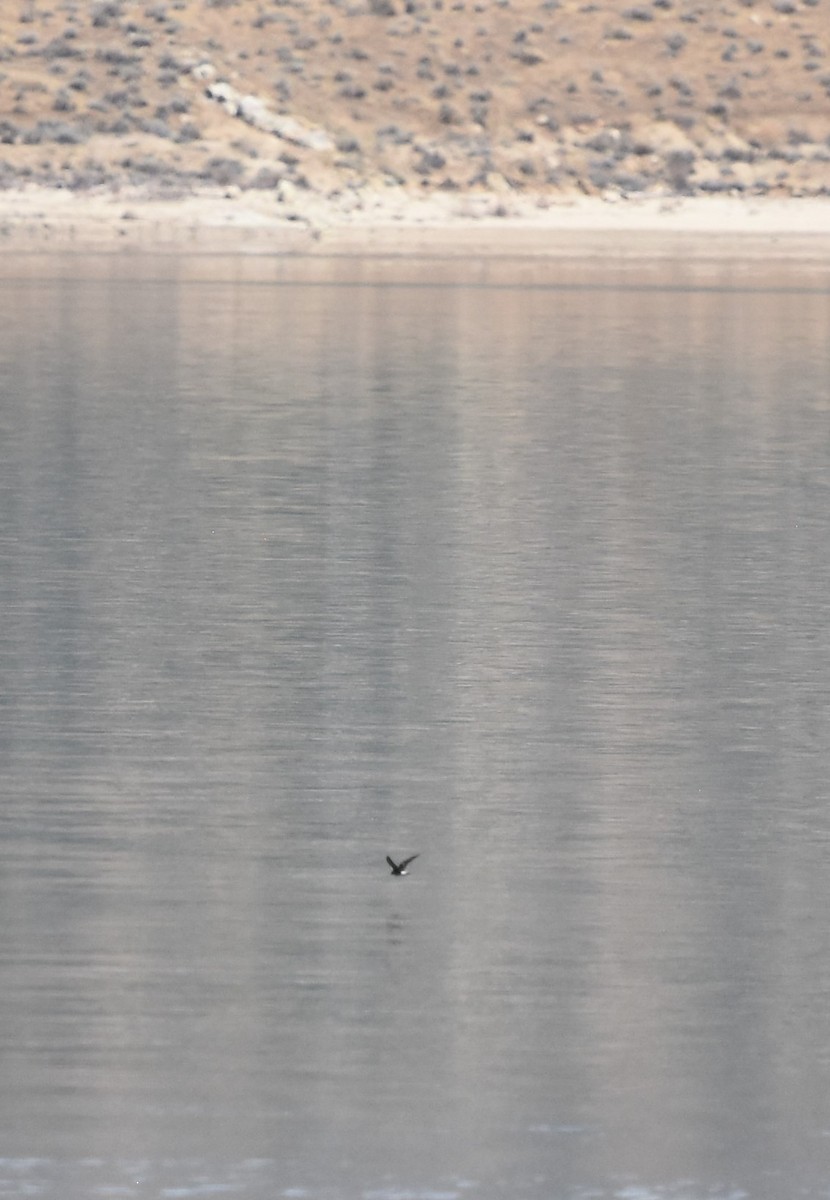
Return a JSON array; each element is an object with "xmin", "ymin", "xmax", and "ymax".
[{"xmin": 387, "ymin": 854, "xmax": 419, "ymax": 876}]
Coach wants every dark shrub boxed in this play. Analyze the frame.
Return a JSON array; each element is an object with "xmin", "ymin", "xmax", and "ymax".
[{"xmin": 201, "ymin": 156, "xmax": 245, "ymax": 185}]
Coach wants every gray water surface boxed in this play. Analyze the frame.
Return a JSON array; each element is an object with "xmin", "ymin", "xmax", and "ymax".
[{"xmin": 1, "ymin": 254, "xmax": 830, "ymax": 1200}]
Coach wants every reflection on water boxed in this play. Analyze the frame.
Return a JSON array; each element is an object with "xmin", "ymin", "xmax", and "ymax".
[{"xmin": 0, "ymin": 255, "xmax": 829, "ymax": 1200}]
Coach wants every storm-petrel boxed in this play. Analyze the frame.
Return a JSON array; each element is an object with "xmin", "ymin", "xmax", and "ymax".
[{"xmin": 386, "ymin": 854, "xmax": 419, "ymax": 876}]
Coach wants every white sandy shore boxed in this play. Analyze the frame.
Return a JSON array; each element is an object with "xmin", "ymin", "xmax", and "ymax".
[{"xmin": 2, "ymin": 186, "xmax": 830, "ymax": 259}]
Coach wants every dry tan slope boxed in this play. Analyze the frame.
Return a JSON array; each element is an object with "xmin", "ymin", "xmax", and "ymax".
[{"xmin": 0, "ymin": 0, "xmax": 828, "ymax": 197}]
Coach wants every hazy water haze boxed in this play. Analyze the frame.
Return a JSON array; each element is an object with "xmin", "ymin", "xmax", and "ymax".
[{"xmin": 0, "ymin": 255, "xmax": 829, "ymax": 1199}]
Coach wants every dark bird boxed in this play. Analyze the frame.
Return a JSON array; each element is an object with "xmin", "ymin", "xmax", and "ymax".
[{"xmin": 387, "ymin": 854, "xmax": 419, "ymax": 876}]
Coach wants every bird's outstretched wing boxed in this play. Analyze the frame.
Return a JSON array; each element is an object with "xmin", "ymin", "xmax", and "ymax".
[
  {"xmin": 400, "ymin": 854, "xmax": 420, "ymax": 871},
  {"xmin": 386, "ymin": 856, "xmax": 399, "ymax": 871}
]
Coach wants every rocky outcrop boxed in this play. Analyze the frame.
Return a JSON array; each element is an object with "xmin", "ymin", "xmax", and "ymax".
[{"xmin": 198, "ymin": 71, "xmax": 334, "ymax": 153}]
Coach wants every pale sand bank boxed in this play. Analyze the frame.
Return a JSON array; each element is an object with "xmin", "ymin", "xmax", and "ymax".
[{"xmin": 2, "ymin": 187, "xmax": 830, "ymax": 262}]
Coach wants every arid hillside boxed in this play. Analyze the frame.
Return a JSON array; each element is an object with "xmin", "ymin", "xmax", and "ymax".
[{"xmin": 1, "ymin": 0, "xmax": 829, "ymax": 198}]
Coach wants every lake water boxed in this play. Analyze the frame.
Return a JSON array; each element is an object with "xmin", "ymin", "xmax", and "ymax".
[{"xmin": 1, "ymin": 250, "xmax": 829, "ymax": 1200}]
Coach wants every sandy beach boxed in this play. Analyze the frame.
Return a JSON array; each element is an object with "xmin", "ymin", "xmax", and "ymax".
[{"xmin": 3, "ymin": 186, "xmax": 830, "ymax": 261}]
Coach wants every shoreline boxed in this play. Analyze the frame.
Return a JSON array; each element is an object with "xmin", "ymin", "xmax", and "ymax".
[{"xmin": 2, "ymin": 186, "xmax": 830, "ymax": 262}]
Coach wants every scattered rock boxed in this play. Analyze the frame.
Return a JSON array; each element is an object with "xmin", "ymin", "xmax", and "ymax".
[{"xmin": 203, "ymin": 79, "xmax": 335, "ymax": 151}]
